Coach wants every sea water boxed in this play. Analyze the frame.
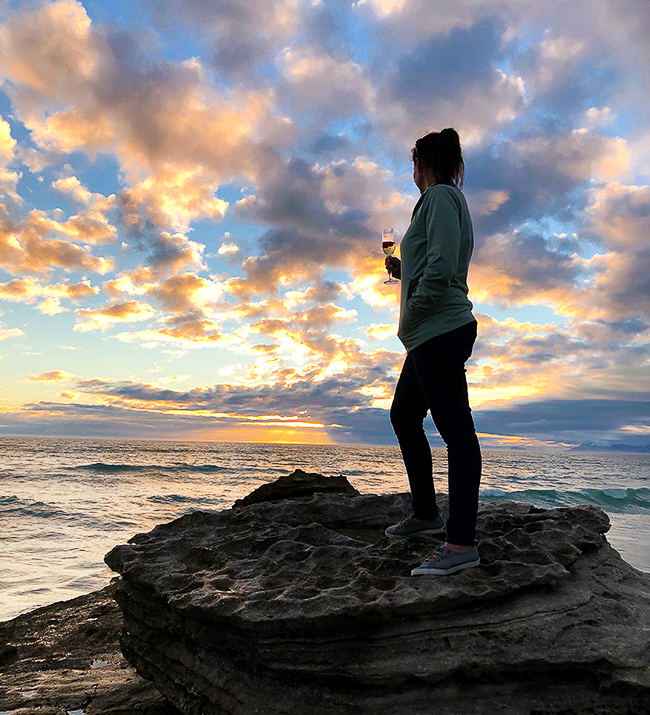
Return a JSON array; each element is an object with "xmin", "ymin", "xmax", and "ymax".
[{"xmin": 0, "ymin": 436, "xmax": 648, "ymax": 622}]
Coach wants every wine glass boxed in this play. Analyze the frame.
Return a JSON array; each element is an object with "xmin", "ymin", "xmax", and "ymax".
[{"xmin": 382, "ymin": 228, "xmax": 398, "ymax": 285}]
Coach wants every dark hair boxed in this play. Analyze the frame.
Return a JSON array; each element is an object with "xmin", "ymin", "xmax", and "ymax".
[{"xmin": 412, "ymin": 127, "xmax": 465, "ymax": 189}]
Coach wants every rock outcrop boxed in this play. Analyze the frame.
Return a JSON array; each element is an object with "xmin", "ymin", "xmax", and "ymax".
[
  {"xmin": 105, "ymin": 469, "xmax": 650, "ymax": 714},
  {"xmin": 0, "ymin": 584, "xmax": 179, "ymax": 715}
]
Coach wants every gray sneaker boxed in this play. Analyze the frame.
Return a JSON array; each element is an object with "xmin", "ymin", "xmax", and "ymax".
[
  {"xmin": 410, "ymin": 544, "xmax": 480, "ymax": 576},
  {"xmin": 385, "ymin": 514, "xmax": 445, "ymax": 539}
]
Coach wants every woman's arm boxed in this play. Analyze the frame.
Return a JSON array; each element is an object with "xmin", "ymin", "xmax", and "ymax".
[{"xmin": 407, "ymin": 187, "xmax": 461, "ymax": 313}]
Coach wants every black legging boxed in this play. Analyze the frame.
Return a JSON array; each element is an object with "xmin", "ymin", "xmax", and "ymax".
[{"xmin": 390, "ymin": 319, "xmax": 482, "ymax": 545}]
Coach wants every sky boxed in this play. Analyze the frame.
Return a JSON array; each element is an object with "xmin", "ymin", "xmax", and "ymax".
[{"xmin": 0, "ymin": 0, "xmax": 648, "ymax": 450}]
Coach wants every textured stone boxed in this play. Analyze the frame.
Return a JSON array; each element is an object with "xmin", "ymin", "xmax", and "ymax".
[
  {"xmin": 105, "ymin": 469, "xmax": 650, "ymax": 714},
  {"xmin": 0, "ymin": 585, "xmax": 179, "ymax": 715},
  {"xmin": 233, "ymin": 468, "xmax": 359, "ymax": 507}
]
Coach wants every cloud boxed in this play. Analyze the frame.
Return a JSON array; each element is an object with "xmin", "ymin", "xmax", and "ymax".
[
  {"xmin": 234, "ymin": 156, "xmax": 408, "ymax": 293},
  {"xmin": 366, "ymin": 18, "xmax": 526, "ymax": 147},
  {"xmin": 469, "ymin": 179, "xmax": 650, "ymax": 323},
  {"xmin": 146, "ymin": 273, "xmax": 225, "ymax": 314},
  {"xmin": 51, "ymin": 175, "xmax": 115, "ymax": 208},
  {"xmin": 0, "ymin": 209, "xmax": 114, "ymax": 275},
  {"xmin": 118, "ymin": 166, "xmax": 229, "ymax": 234},
  {"xmin": 585, "ymin": 182, "xmax": 650, "ymax": 251},
  {"xmin": 0, "ymin": 115, "xmax": 16, "ymax": 162},
  {"xmin": 366, "ymin": 323, "xmax": 397, "ymax": 340},
  {"xmin": 471, "ymin": 229, "xmax": 582, "ymax": 308},
  {"xmin": 474, "ymin": 397, "xmax": 650, "ymax": 449},
  {"xmin": 113, "ymin": 312, "xmax": 225, "ymax": 347},
  {"xmin": 25, "ymin": 369, "xmax": 76, "ymax": 382},
  {"xmin": 144, "ymin": 0, "xmax": 301, "ymax": 79},
  {"xmin": 0, "ymin": 277, "xmax": 99, "ymax": 303},
  {"xmin": 104, "ymin": 269, "xmax": 225, "ymax": 317},
  {"xmin": 466, "ymin": 128, "xmax": 632, "ymax": 241},
  {"xmin": 118, "ymin": 229, "xmax": 206, "ymax": 277},
  {"xmin": 74, "ymin": 300, "xmax": 156, "ymax": 332},
  {"xmin": 0, "ymin": 0, "xmax": 296, "ymax": 282},
  {"xmin": 2, "ymin": 371, "xmax": 646, "ymax": 448},
  {"xmin": 0, "ymin": 325, "xmax": 23, "ymax": 341},
  {"xmin": 278, "ymin": 47, "xmax": 374, "ymax": 117},
  {"xmin": 0, "ymin": 114, "xmax": 21, "ymax": 203}
]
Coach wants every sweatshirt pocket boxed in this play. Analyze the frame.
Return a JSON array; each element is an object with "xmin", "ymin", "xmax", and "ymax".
[
  {"xmin": 398, "ymin": 297, "xmax": 428, "ymax": 338},
  {"xmin": 406, "ymin": 276, "xmax": 420, "ymax": 301}
]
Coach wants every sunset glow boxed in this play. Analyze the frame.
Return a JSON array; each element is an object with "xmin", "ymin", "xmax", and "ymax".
[{"xmin": 0, "ymin": 0, "xmax": 648, "ymax": 450}]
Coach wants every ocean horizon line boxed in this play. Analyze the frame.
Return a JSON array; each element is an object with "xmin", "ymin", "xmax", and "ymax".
[{"xmin": 0, "ymin": 433, "xmax": 648, "ymax": 455}]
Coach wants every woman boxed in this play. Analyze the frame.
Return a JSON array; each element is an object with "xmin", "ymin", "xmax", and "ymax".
[{"xmin": 384, "ymin": 127, "xmax": 482, "ymax": 576}]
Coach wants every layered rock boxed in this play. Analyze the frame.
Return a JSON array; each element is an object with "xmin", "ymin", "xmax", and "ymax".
[
  {"xmin": 0, "ymin": 584, "xmax": 178, "ymax": 715},
  {"xmin": 105, "ymin": 469, "xmax": 650, "ymax": 714}
]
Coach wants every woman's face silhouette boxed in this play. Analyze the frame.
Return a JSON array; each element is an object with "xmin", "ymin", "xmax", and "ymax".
[{"xmin": 412, "ymin": 156, "xmax": 436, "ymax": 194}]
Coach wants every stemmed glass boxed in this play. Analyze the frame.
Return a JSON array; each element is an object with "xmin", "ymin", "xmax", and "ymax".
[{"xmin": 382, "ymin": 228, "xmax": 398, "ymax": 285}]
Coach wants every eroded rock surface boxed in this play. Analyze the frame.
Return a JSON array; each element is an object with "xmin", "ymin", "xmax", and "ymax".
[
  {"xmin": 0, "ymin": 585, "xmax": 179, "ymax": 715},
  {"xmin": 105, "ymin": 469, "xmax": 650, "ymax": 714}
]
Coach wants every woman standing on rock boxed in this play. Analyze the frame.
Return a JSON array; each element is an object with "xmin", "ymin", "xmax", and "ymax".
[{"xmin": 384, "ymin": 128, "xmax": 482, "ymax": 576}]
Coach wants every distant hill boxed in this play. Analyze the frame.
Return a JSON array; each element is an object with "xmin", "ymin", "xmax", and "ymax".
[{"xmin": 570, "ymin": 441, "xmax": 650, "ymax": 454}]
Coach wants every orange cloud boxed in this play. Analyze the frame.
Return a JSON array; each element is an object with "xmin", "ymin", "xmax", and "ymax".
[
  {"xmin": 585, "ymin": 181, "xmax": 650, "ymax": 250},
  {"xmin": 366, "ymin": 323, "xmax": 397, "ymax": 340},
  {"xmin": 0, "ymin": 277, "xmax": 99, "ymax": 303},
  {"xmin": 0, "ymin": 209, "xmax": 113, "ymax": 275},
  {"xmin": 74, "ymin": 300, "xmax": 156, "ymax": 332},
  {"xmin": 25, "ymin": 369, "xmax": 76, "ymax": 382},
  {"xmin": 0, "ymin": 115, "xmax": 16, "ymax": 162},
  {"xmin": 106, "ymin": 271, "xmax": 225, "ymax": 316},
  {"xmin": 0, "ymin": 1, "xmax": 294, "ymax": 230},
  {"xmin": 51, "ymin": 176, "xmax": 115, "ymax": 208},
  {"xmin": 0, "ymin": 1, "xmax": 96, "ymax": 95},
  {"xmin": 119, "ymin": 166, "xmax": 229, "ymax": 233}
]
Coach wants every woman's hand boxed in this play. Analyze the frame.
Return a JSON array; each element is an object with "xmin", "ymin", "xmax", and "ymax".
[{"xmin": 385, "ymin": 256, "xmax": 401, "ymax": 280}]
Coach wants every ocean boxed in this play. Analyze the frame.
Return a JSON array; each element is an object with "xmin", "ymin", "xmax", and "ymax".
[{"xmin": 1, "ymin": 436, "xmax": 648, "ymax": 622}]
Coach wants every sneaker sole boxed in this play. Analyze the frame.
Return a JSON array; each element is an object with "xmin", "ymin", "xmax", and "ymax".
[
  {"xmin": 410, "ymin": 557, "xmax": 480, "ymax": 576},
  {"xmin": 384, "ymin": 526, "xmax": 446, "ymax": 539}
]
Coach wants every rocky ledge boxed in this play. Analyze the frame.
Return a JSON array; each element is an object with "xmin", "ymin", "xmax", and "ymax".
[
  {"xmin": 105, "ymin": 470, "xmax": 650, "ymax": 714},
  {"xmin": 0, "ymin": 585, "xmax": 178, "ymax": 715}
]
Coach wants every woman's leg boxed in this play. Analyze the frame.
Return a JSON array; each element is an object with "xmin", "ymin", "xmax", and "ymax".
[
  {"xmin": 390, "ymin": 353, "xmax": 440, "ymax": 520},
  {"xmin": 410, "ymin": 321, "xmax": 482, "ymax": 546}
]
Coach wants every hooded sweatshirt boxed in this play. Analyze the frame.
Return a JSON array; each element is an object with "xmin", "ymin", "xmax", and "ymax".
[{"xmin": 397, "ymin": 183, "xmax": 476, "ymax": 351}]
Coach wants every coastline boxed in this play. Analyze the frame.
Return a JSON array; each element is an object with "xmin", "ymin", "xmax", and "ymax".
[{"xmin": 2, "ymin": 469, "xmax": 650, "ymax": 714}]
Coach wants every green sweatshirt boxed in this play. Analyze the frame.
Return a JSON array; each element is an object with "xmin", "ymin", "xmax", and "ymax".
[{"xmin": 397, "ymin": 183, "xmax": 476, "ymax": 351}]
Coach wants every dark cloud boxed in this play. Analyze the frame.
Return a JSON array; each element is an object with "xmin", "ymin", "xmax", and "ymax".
[
  {"xmin": 475, "ymin": 398, "xmax": 650, "ymax": 449},
  {"xmin": 302, "ymin": 280, "xmax": 346, "ymax": 303},
  {"xmin": 465, "ymin": 130, "xmax": 625, "ymax": 238},
  {"xmin": 513, "ymin": 38, "xmax": 620, "ymax": 126},
  {"xmin": 300, "ymin": 0, "xmax": 359, "ymax": 58},
  {"xmin": 473, "ymin": 228, "xmax": 580, "ymax": 297},
  {"xmin": 141, "ymin": 0, "xmax": 299, "ymax": 80},
  {"xmin": 386, "ymin": 19, "xmax": 504, "ymax": 107},
  {"xmin": 2, "ymin": 389, "xmax": 648, "ymax": 450},
  {"xmin": 234, "ymin": 158, "xmax": 381, "ymax": 292},
  {"xmin": 304, "ymin": 132, "xmax": 353, "ymax": 157}
]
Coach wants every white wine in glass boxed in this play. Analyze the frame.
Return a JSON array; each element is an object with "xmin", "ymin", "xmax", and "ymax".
[{"xmin": 382, "ymin": 228, "xmax": 398, "ymax": 285}]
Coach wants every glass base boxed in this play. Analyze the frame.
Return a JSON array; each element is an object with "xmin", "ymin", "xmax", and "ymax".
[{"xmin": 384, "ymin": 278, "xmax": 398, "ymax": 285}]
